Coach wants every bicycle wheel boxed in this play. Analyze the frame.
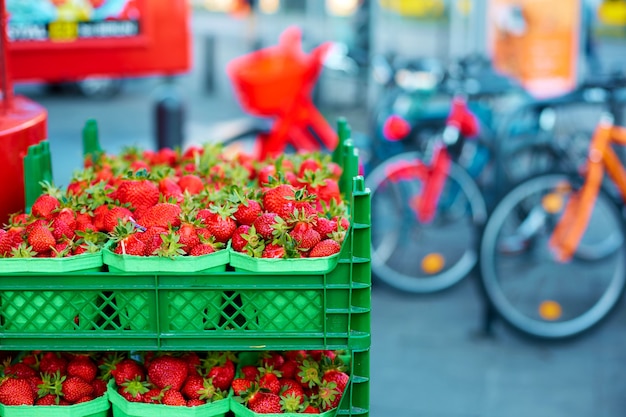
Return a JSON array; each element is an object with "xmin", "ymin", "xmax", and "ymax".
[
  {"xmin": 366, "ymin": 151, "xmax": 487, "ymax": 293},
  {"xmin": 480, "ymin": 172, "xmax": 626, "ymax": 339}
]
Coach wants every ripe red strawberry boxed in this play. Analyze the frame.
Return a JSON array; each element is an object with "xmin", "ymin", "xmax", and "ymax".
[
  {"xmin": 4, "ymin": 363, "xmax": 37, "ymax": 379},
  {"xmin": 163, "ymin": 389, "xmax": 187, "ymax": 406},
  {"xmin": 231, "ymin": 378, "xmax": 252, "ymax": 396},
  {"xmin": 138, "ymin": 203, "xmax": 181, "ymax": 228},
  {"xmin": 0, "ymin": 378, "xmax": 35, "ymax": 405},
  {"xmin": 118, "ymin": 378, "xmax": 149, "ymax": 403},
  {"xmin": 51, "ymin": 218, "xmax": 76, "ymax": 241},
  {"xmin": 280, "ymin": 379, "xmax": 305, "ymax": 400},
  {"xmin": 54, "ymin": 207, "xmax": 77, "ymax": 226},
  {"xmin": 262, "ymin": 243, "xmax": 285, "ymax": 258},
  {"xmin": 190, "ymin": 243, "xmax": 215, "ymax": 256},
  {"xmin": 52, "ymin": 241, "xmax": 71, "ymax": 258},
  {"xmin": 114, "ymin": 234, "xmax": 146, "ymax": 256},
  {"xmin": 298, "ymin": 158, "xmax": 322, "ymax": 177},
  {"xmin": 257, "ymin": 165, "xmax": 277, "ymax": 186},
  {"xmin": 178, "ymin": 174, "xmax": 204, "ymax": 195},
  {"xmin": 307, "ymin": 178, "xmax": 341, "ymax": 205},
  {"xmin": 104, "ymin": 207, "xmax": 133, "ymax": 233},
  {"xmin": 75, "ymin": 213, "xmax": 97, "ymax": 232},
  {"xmin": 74, "ymin": 395, "xmax": 94, "ymax": 404},
  {"xmin": 263, "ymin": 184, "xmax": 295, "ymax": 215},
  {"xmin": 180, "ymin": 352, "xmax": 202, "ymax": 376},
  {"xmin": 187, "ymin": 398, "xmax": 206, "ymax": 407},
  {"xmin": 181, "ymin": 374, "xmax": 204, "ymax": 400},
  {"xmin": 253, "ymin": 213, "xmax": 280, "ymax": 240},
  {"xmin": 67, "ymin": 355, "xmax": 98, "ymax": 383},
  {"xmin": 296, "ymin": 360, "xmax": 320, "ymax": 388},
  {"xmin": 116, "ymin": 178, "xmax": 160, "ymax": 211},
  {"xmin": 302, "ymin": 404, "xmax": 321, "ymax": 413},
  {"xmin": 153, "ymin": 147, "xmax": 179, "ymax": 166},
  {"xmin": 231, "ymin": 225, "xmax": 250, "ymax": 252},
  {"xmin": 40, "ymin": 352, "xmax": 68, "ymax": 375},
  {"xmin": 92, "ymin": 205, "xmax": 110, "ymax": 232},
  {"xmin": 248, "ymin": 392, "xmax": 282, "ymax": 414},
  {"xmin": 318, "ymin": 380, "xmax": 341, "ymax": 411},
  {"xmin": 62, "ymin": 377, "xmax": 94, "ymax": 403},
  {"xmin": 261, "ymin": 352, "xmax": 285, "ymax": 369},
  {"xmin": 0, "ymin": 227, "xmax": 25, "ymax": 256},
  {"xmin": 143, "ymin": 387, "xmax": 164, "ymax": 404},
  {"xmin": 35, "ymin": 393, "xmax": 58, "ymax": 405},
  {"xmin": 309, "ymin": 239, "xmax": 341, "ymax": 258},
  {"xmin": 289, "ymin": 223, "xmax": 321, "ymax": 251},
  {"xmin": 159, "ymin": 178, "xmax": 184, "ymax": 201},
  {"xmin": 27, "ymin": 222, "xmax": 56, "ymax": 253},
  {"xmin": 204, "ymin": 204, "xmax": 237, "ymax": 243},
  {"xmin": 233, "ymin": 200, "xmax": 263, "ymax": 226},
  {"xmin": 31, "ymin": 194, "xmax": 60, "ymax": 219},
  {"xmin": 110, "ymin": 359, "xmax": 145, "ymax": 386},
  {"xmin": 315, "ymin": 217, "xmax": 337, "ymax": 238},
  {"xmin": 176, "ymin": 223, "xmax": 200, "ymax": 253},
  {"xmin": 240, "ymin": 365, "xmax": 260, "ymax": 382},
  {"xmin": 322, "ymin": 369, "xmax": 349, "ymax": 392},
  {"xmin": 148, "ymin": 355, "xmax": 188, "ymax": 391},
  {"xmin": 279, "ymin": 360, "xmax": 300, "ymax": 380},
  {"xmin": 205, "ymin": 355, "xmax": 235, "ymax": 392},
  {"xmin": 92, "ymin": 379, "xmax": 107, "ymax": 398},
  {"xmin": 259, "ymin": 372, "xmax": 281, "ymax": 395}
]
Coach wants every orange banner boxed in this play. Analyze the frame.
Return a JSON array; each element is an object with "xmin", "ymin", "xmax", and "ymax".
[{"xmin": 488, "ymin": 0, "xmax": 581, "ymax": 98}]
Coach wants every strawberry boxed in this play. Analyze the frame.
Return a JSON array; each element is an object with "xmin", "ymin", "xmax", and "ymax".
[
  {"xmin": 62, "ymin": 376, "xmax": 94, "ymax": 403},
  {"xmin": 31, "ymin": 194, "xmax": 61, "ymax": 220},
  {"xmin": 289, "ymin": 223, "xmax": 321, "ymax": 252},
  {"xmin": 298, "ymin": 158, "xmax": 322, "ymax": 177},
  {"xmin": 279, "ymin": 360, "xmax": 300, "ymax": 380},
  {"xmin": 116, "ymin": 175, "xmax": 160, "ymax": 211},
  {"xmin": 317, "ymin": 380, "xmax": 341, "ymax": 411},
  {"xmin": 178, "ymin": 174, "xmax": 204, "ymax": 195},
  {"xmin": 233, "ymin": 199, "xmax": 263, "ymax": 226},
  {"xmin": 231, "ymin": 225, "xmax": 250, "ymax": 252},
  {"xmin": 67, "ymin": 355, "xmax": 98, "ymax": 383},
  {"xmin": 51, "ymin": 218, "xmax": 76, "ymax": 241},
  {"xmin": 252, "ymin": 213, "xmax": 280, "ymax": 240},
  {"xmin": 204, "ymin": 354, "xmax": 235, "ymax": 392},
  {"xmin": 309, "ymin": 239, "xmax": 341, "ymax": 257},
  {"xmin": 35, "ymin": 393, "xmax": 59, "ymax": 405},
  {"xmin": 322, "ymin": 369, "xmax": 349, "ymax": 392},
  {"xmin": 231, "ymin": 378, "xmax": 252, "ymax": 396},
  {"xmin": 3, "ymin": 362, "xmax": 37, "ymax": 379},
  {"xmin": 261, "ymin": 352, "xmax": 285, "ymax": 369},
  {"xmin": 54, "ymin": 207, "xmax": 77, "ymax": 227},
  {"xmin": 280, "ymin": 379, "xmax": 305, "ymax": 400},
  {"xmin": 248, "ymin": 392, "xmax": 282, "ymax": 414},
  {"xmin": 302, "ymin": 404, "xmax": 321, "ymax": 413},
  {"xmin": 181, "ymin": 374, "xmax": 204, "ymax": 400},
  {"xmin": 204, "ymin": 204, "xmax": 237, "ymax": 243},
  {"xmin": 0, "ymin": 378, "xmax": 35, "ymax": 405},
  {"xmin": 138, "ymin": 203, "xmax": 181, "ymax": 228},
  {"xmin": 148, "ymin": 355, "xmax": 188, "ymax": 391},
  {"xmin": 296, "ymin": 360, "xmax": 320, "ymax": 388},
  {"xmin": 103, "ymin": 207, "xmax": 133, "ymax": 233},
  {"xmin": 27, "ymin": 222, "xmax": 56, "ymax": 253},
  {"xmin": 154, "ymin": 147, "xmax": 179, "ymax": 166},
  {"xmin": 110, "ymin": 359, "xmax": 145, "ymax": 386},
  {"xmin": 114, "ymin": 234, "xmax": 145, "ymax": 256},
  {"xmin": 92, "ymin": 379, "xmax": 107, "ymax": 398},
  {"xmin": 159, "ymin": 178, "xmax": 184, "ymax": 201},
  {"xmin": 163, "ymin": 389, "xmax": 187, "ymax": 406},
  {"xmin": 262, "ymin": 243, "xmax": 285, "ymax": 258},
  {"xmin": 74, "ymin": 395, "xmax": 94, "ymax": 404},
  {"xmin": 259, "ymin": 372, "xmax": 281, "ymax": 395},
  {"xmin": 181, "ymin": 352, "xmax": 202, "ymax": 376},
  {"xmin": 75, "ymin": 213, "xmax": 97, "ymax": 232},
  {"xmin": 176, "ymin": 222, "xmax": 200, "ymax": 253},
  {"xmin": 143, "ymin": 387, "xmax": 164, "ymax": 404},
  {"xmin": 315, "ymin": 217, "xmax": 337, "ymax": 238},
  {"xmin": 118, "ymin": 378, "xmax": 149, "ymax": 403},
  {"xmin": 240, "ymin": 365, "xmax": 260, "ymax": 382},
  {"xmin": 187, "ymin": 398, "xmax": 206, "ymax": 407},
  {"xmin": 190, "ymin": 243, "xmax": 215, "ymax": 256},
  {"xmin": 0, "ymin": 226, "xmax": 25, "ymax": 256},
  {"xmin": 281, "ymin": 392, "xmax": 303, "ymax": 412},
  {"xmin": 40, "ymin": 352, "xmax": 68, "ymax": 375},
  {"xmin": 263, "ymin": 184, "xmax": 296, "ymax": 216}
]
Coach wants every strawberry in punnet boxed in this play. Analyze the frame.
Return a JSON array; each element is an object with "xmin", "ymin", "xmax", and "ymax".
[
  {"xmin": 231, "ymin": 378, "xmax": 252, "ymax": 396},
  {"xmin": 92, "ymin": 379, "xmax": 108, "ymax": 398},
  {"xmin": 75, "ymin": 212, "xmax": 97, "ymax": 232},
  {"xmin": 138, "ymin": 203, "xmax": 181, "ymax": 229},
  {"xmin": 108, "ymin": 358, "xmax": 145, "ymax": 386},
  {"xmin": 51, "ymin": 217, "xmax": 76, "ymax": 241},
  {"xmin": 163, "ymin": 389, "xmax": 187, "ymax": 406},
  {"xmin": 181, "ymin": 352, "xmax": 202, "ymax": 376},
  {"xmin": 0, "ymin": 223, "xmax": 25, "ymax": 257},
  {"xmin": 103, "ymin": 206, "xmax": 133, "ymax": 233},
  {"xmin": 143, "ymin": 387, "xmax": 164, "ymax": 404},
  {"xmin": 281, "ymin": 392, "xmax": 304, "ymax": 413},
  {"xmin": 263, "ymin": 183, "xmax": 296, "ymax": 219},
  {"xmin": 176, "ymin": 214, "xmax": 201, "ymax": 253},
  {"xmin": 240, "ymin": 365, "xmax": 260, "ymax": 382},
  {"xmin": 231, "ymin": 225, "xmax": 250, "ymax": 252},
  {"xmin": 118, "ymin": 377, "xmax": 149, "ymax": 403},
  {"xmin": 40, "ymin": 352, "xmax": 68, "ymax": 376},
  {"xmin": 188, "ymin": 398, "xmax": 206, "ymax": 407},
  {"xmin": 189, "ymin": 242, "xmax": 216, "ymax": 256},
  {"xmin": 203, "ymin": 352, "xmax": 235, "ymax": 392},
  {"xmin": 35, "ymin": 394, "xmax": 59, "ymax": 405},
  {"xmin": 0, "ymin": 377, "xmax": 35, "ymax": 405},
  {"xmin": 27, "ymin": 221, "xmax": 56, "ymax": 254},
  {"xmin": 252, "ymin": 212, "xmax": 281, "ymax": 241},
  {"xmin": 67, "ymin": 355, "xmax": 98, "ymax": 383},
  {"xmin": 159, "ymin": 177, "xmax": 184, "ymax": 201},
  {"xmin": 150, "ymin": 231, "xmax": 185, "ymax": 258},
  {"xmin": 261, "ymin": 351, "xmax": 285, "ymax": 369},
  {"xmin": 309, "ymin": 239, "xmax": 342, "ymax": 258},
  {"xmin": 262, "ymin": 243, "xmax": 286, "ymax": 259},
  {"xmin": 153, "ymin": 147, "xmax": 179, "ymax": 166},
  {"xmin": 317, "ymin": 380, "xmax": 341, "ymax": 411},
  {"xmin": 258, "ymin": 369, "xmax": 282, "ymax": 395},
  {"xmin": 62, "ymin": 376, "xmax": 94, "ymax": 403},
  {"xmin": 115, "ymin": 170, "xmax": 160, "ymax": 212},
  {"xmin": 279, "ymin": 359, "xmax": 300, "ymax": 379},
  {"xmin": 112, "ymin": 223, "xmax": 146, "ymax": 256},
  {"xmin": 148, "ymin": 355, "xmax": 188, "ymax": 391},
  {"xmin": 181, "ymin": 374, "xmax": 205, "ymax": 400},
  {"xmin": 248, "ymin": 391, "xmax": 282, "ymax": 414},
  {"xmin": 315, "ymin": 217, "xmax": 337, "ymax": 239},
  {"xmin": 298, "ymin": 157, "xmax": 323, "ymax": 177},
  {"xmin": 280, "ymin": 378, "xmax": 305, "ymax": 401},
  {"xmin": 229, "ymin": 187, "xmax": 263, "ymax": 226},
  {"xmin": 289, "ymin": 216, "xmax": 321, "ymax": 253},
  {"xmin": 301, "ymin": 403, "xmax": 322, "ymax": 413},
  {"xmin": 296, "ymin": 359, "xmax": 321, "ymax": 388},
  {"xmin": 31, "ymin": 184, "xmax": 62, "ymax": 220},
  {"xmin": 203, "ymin": 203, "xmax": 237, "ymax": 243},
  {"xmin": 178, "ymin": 174, "xmax": 204, "ymax": 195},
  {"xmin": 2, "ymin": 362, "xmax": 36, "ymax": 380}
]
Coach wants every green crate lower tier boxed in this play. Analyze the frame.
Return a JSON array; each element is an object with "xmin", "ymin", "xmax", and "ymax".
[{"xmin": 0, "ymin": 265, "xmax": 370, "ymax": 351}]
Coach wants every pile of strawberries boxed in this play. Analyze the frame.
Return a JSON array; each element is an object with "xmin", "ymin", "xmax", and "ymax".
[
  {"xmin": 0, "ymin": 352, "xmax": 108, "ymax": 406},
  {"xmin": 233, "ymin": 350, "xmax": 349, "ymax": 414},
  {"xmin": 108, "ymin": 351, "xmax": 234, "ymax": 407},
  {"xmin": 0, "ymin": 144, "xmax": 350, "ymax": 260}
]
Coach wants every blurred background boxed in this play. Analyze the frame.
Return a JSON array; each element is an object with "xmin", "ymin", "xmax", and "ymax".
[{"xmin": 4, "ymin": 0, "xmax": 626, "ymax": 415}]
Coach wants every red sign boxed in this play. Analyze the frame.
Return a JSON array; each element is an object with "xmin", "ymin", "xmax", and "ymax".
[{"xmin": 6, "ymin": 0, "xmax": 190, "ymax": 82}]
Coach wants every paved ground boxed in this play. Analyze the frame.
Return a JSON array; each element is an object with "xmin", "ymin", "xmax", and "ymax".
[{"xmin": 12, "ymin": 10, "xmax": 626, "ymax": 417}]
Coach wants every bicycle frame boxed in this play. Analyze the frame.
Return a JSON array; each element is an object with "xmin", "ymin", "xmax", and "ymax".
[
  {"xmin": 549, "ymin": 116, "xmax": 626, "ymax": 262},
  {"xmin": 383, "ymin": 97, "xmax": 478, "ymax": 224}
]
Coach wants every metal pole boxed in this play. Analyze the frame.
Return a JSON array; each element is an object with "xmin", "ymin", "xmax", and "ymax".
[{"xmin": 0, "ymin": 0, "xmax": 14, "ymax": 113}]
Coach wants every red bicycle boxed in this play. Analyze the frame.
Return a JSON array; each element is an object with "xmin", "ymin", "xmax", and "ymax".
[{"xmin": 365, "ymin": 96, "xmax": 488, "ymax": 293}]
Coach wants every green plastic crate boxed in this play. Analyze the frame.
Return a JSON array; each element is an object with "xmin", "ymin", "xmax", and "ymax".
[
  {"xmin": 0, "ymin": 392, "xmax": 109, "ymax": 417},
  {"xmin": 0, "ymin": 252, "xmax": 103, "ymax": 274},
  {"xmin": 230, "ymin": 398, "xmax": 337, "ymax": 417},
  {"xmin": 107, "ymin": 381, "xmax": 229, "ymax": 417}
]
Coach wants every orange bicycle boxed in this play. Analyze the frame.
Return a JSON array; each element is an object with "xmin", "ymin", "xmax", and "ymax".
[{"xmin": 479, "ymin": 114, "xmax": 626, "ymax": 339}]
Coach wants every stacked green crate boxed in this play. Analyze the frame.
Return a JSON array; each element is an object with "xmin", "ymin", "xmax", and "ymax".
[{"xmin": 0, "ymin": 119, "xmax": 371, "ymax": 417}]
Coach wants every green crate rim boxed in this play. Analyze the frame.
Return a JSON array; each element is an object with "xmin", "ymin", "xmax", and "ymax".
[
  {"xmin": 0, "ymin": 392, "xmax": 109, "ymax": 417},
  {"xmin": 228, "ymin": 248, "xmax": 341, "ymax": 274},
  {"xmin": 0, "ymin": 250, "xmax": 103, "ymax": 274}
]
